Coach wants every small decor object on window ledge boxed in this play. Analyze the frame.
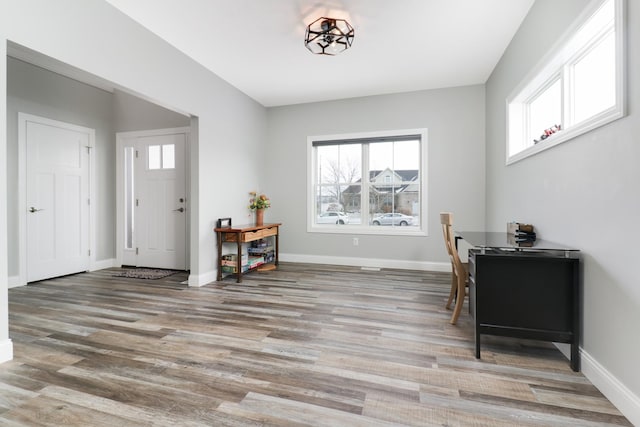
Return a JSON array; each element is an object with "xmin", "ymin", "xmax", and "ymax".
[
  {"xmin": 248, "ymin": 191, "xmax": 270, "ymax": 226},
  {"xmin": 534, "ymin": 124, "xmax": 561, "ymax": 144}
]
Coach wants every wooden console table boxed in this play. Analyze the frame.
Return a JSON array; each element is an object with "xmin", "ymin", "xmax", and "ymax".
[{"xmin": 214, "ymin": 223, "xmax": 281, "ymax": 283}]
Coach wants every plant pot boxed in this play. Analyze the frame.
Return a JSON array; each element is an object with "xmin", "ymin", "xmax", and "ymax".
[{"xmin": 255, "ymin": 208, "xmax": 264, "ymax": 226}]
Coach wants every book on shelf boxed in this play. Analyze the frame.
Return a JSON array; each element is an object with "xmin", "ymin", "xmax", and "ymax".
[
  {"xmin": 251, "ymin": 239, "xmax": 270, "ymax": 248},
  {"xmin": 221, "ymin": 253, "xmax": 248, "ymax": 265},
  {"xmin": 221, "ymin": 264, "xmax": 249, "ymax": 274},
  {"xmin": 220, "ymin": 256, "xmax": 265, "ymax": 273},
  {"xmin": 248, "ymin": 245, "xmax": 274, "ymax": 255}
]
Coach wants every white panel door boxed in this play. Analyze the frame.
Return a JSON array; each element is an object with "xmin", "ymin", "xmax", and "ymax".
[
  {"xmin": 26, "ymin": 119, "xmax": 91, "ymax": 282},
  {"xmin": 135, "ymin": 133, "xmax": 186, "ymax": 269}
]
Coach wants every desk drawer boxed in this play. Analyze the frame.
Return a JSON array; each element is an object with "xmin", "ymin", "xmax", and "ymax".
[
  {"xmin": 222, "ymin": 226, "xmax": 278, "ymax": 243},
  {"xmin": 260, "ymin": 226, "xmax": 278, "ymax": 238},
  {"xmin": 222, "ymin": 233, "xmax": 240, "ymax": 243},
  {"xmin": 241, "ymin": 229, "xmax": 266, "ymax": 242}
]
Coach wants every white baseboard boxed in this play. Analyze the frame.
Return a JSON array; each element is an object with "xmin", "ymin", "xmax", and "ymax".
[
  {"xmin": 0, "ymin": 339, "xmax": 13, "ymax": 363},
  {"xmin": 91, "ymin": 258, "xmax": 116, "ymax": 271},
  {"xmin": 580, "ymin": 348, "xmax": 640, "ymax": 426},
  {"xmin": 9, "ymin": 258, "xmax": 447, "ymax": 289},
  {"xmin": 186, "ymin": 257, "xmax": 448, "ymax": 287},
  {"xmin": 280, "ymin": 253, "xmax": 450, "ymax": 272},
  {"xmin": 188, "ymin": 270, "xmax": 217, "ymax": 287}
]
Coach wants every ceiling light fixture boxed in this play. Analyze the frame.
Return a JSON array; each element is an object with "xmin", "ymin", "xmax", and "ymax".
[{"xmin": 304, "ymin": 17, "xmax": 354, "ymax": 56}]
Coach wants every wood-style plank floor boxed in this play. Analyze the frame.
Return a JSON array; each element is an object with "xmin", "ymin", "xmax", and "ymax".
[{"xmin": 2, "ymin": 263, "xmax": 631, "ymax": 426}]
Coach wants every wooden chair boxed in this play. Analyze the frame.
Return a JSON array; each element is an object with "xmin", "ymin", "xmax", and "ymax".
[{"xmin": 440, "ymin": 212, "xmax": 468, "ymax": 325}]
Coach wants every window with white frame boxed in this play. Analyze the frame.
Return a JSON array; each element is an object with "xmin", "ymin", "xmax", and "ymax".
[
  {"xmin": 148, "ymin": 144, "xmax": 175, "ymax": 169},
  {"xmin": 308, "ymin": 129, "xmax": 427, "ymax": 235},
  {"xmin": 507, "ymin": 0, "xmax": 625, "ymax": 164}
]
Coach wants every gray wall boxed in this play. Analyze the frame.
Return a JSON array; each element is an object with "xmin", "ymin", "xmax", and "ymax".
[
  {"xmin": 113, "ymin": 89, "xmax": 190, "ymax": 132},
  {"xmin": 266, "ymin": 85, "xmax": 486, "ymax": 266},
  {"xmin": 7, "ymin": 57, "xmax": 115, "ymax": 270},
  {"xmin": 486, "ymin": 0, "xmax": 640, "ymax": 408}
]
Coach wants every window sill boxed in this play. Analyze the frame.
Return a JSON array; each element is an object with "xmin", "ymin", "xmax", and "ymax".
[
  {"xmin": 307, "ymin": 225, "xmax": 427, "ymax": 237},
  {"xmin": 507, "ymin": 106, "xmax": 625, "ymax": 165}
]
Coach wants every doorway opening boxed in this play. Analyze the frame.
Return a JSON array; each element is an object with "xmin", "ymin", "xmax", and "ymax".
[{"xmin": 7, "ymin": 42, "xmax": 196, "ymax": 286}]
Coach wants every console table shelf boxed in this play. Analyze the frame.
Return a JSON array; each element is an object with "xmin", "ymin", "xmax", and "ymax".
[{"xmin": 214, "ymin": 223, "xmax": 281, "ymax": 283}]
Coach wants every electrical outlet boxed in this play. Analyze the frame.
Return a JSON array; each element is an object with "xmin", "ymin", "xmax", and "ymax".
[{"xmin": 353, "ymin": 237, "xmax": 359, "ymax": 246}]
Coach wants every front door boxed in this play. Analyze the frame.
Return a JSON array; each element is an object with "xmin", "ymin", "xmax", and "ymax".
[
  {"xmin": 136, "ymin": 133, "xmax": 187, "ymax": 269},
  {"xmin": 119, "ymin": 129, "xmax": 188, "ymax": 270},
  {"xmin": 24, "ymin": 114, "xmax": 92, "ymax": 282}
]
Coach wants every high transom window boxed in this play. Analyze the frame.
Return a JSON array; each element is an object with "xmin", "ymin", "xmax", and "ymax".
[{"xmin": 507, "ymin": 0, "xmax": 625, "ymax": 164}]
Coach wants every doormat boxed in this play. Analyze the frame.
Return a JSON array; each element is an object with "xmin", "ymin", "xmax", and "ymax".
[{"xmin": 113, "ymin": 268, "xmax": 178, "ymax": 280}]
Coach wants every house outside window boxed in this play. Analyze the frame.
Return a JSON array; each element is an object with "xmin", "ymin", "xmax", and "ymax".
[{"xmin": 308, "ymin": 129, "xmax": 427, "ymax": 236}]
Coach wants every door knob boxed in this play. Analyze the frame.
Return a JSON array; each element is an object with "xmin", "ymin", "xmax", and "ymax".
[
  {"xmin": 173, "ymin": 207, "xmax": 185, "ymax": 213},
  {"xmin": 29, "ymin": 207, "xmax": 44, "ymax": 213}
]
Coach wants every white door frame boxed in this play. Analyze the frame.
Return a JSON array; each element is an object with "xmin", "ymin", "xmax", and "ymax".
[
  {"xmin": 18, "ymin": 113, "xmax": 96, "ymax": 286},
  {"xmin": 115, "ymin": 127, "xmax": 190, "ymax": 268}
]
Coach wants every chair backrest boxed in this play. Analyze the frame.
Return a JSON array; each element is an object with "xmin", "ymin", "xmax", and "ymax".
[{"xmin": 440, "ymin": 212, "xmax": 465, "ymax": 277}]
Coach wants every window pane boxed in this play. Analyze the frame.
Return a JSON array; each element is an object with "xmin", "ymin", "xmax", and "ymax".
[
  {"xmin": 369, "ymin": 140, "xmax": 420, "ymax": 227},
  {"xmin": 124, "ymin": 147, "xmax": 135, "ymax": 249},
  {"xmin": 567, "ymin": 0, "xmax": 614, "ymax": 53},
  {"xmin": 529, "ymin": 79, "xmax": 562, "ymax": 143},
  {"xmin": 162, "ymin": 144, "xmax": 175, "ymax": 169},
  {"xmin": 573, "ymin": 31, "xmax": 616, "ymax": 124},
  {"xmin": 316, "ymin": 144, "xmax": 361, "ymax": 215},
  {"xmin": 148, "ymin": 145, "xmax": 161, "ymax": 170},
  {"xmin": 370, "ymin": 140, "xmax": 420, "ymax": 171}
]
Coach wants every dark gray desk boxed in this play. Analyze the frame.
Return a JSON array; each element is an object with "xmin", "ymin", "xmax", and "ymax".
[{"xmin": 457, "ymin": 231, "xmax": 581, "ymax": 372}]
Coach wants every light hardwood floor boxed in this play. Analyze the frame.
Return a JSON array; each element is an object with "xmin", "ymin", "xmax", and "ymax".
[{"xmin": 2, "ymin": 263, "xmax": 632, "ymax": 426}]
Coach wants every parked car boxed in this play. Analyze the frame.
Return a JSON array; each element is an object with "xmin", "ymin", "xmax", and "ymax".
[
  {"xmin": 317, "ymin": 212, "xmax": 349, "ymax": 225},
  {"xmin": 372, "ymin": 213, "xmax": 413, "ymax": 226}
]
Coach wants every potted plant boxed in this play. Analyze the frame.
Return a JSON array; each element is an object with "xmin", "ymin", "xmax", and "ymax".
[{"xmin": 248, "ymin": 191, "xmax": 270, "ymax": 225}]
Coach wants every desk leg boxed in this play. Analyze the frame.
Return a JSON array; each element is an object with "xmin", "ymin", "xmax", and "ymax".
[
  {"xmin": 275, "ymin": 229, "xmax": 279, "ymax": 266},
  {"xmin": 570, "ymin": 263, "xmax": 580, "ymax": 372},
  {"xmin": 216, "ymin": 231, "xmax": 223, "ymax": 282},
  {"xmin": 236, "ymin": 238, "xmax": 243, "ymax": 283},
  {"xmin": 570, "ymin": 339, "xmax": 580, "ymax": 372},
  {"xmin": 475, "ymin": 329, "xmax": 481, "ymax": 359}
]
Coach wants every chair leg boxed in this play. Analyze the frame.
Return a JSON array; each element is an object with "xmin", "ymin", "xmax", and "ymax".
[
  {"xmin": 446, "ymin": 266, "xmax": 457, "ymax": 310},
  {"xmin": 450, "ymin": 276, "xmax": 466, "ymax": 325}
]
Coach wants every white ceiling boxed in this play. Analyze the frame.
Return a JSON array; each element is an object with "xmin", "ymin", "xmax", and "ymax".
[{"xmin": 105, "ymin": 0, "xmax": 534, "ymax": 107}]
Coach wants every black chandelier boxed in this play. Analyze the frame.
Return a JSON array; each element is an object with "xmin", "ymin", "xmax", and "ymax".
[{"xmin": 304, "ymin": 17, "xmax": 354, "ymax": 56}]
